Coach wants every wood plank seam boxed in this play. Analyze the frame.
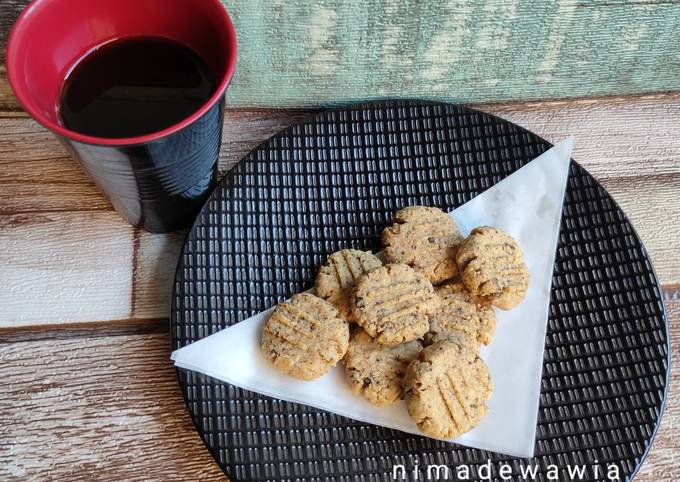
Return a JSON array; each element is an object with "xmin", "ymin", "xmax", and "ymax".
[
  {"xmin": 0, "ymin": 317, "xmax": 168, "ymax": 343},
  {"xmin": 130, "ymin": 229, "xmax": 141, "ymax": 318},
  {"xmin": 0, "ymin": 91, "xmax": 679, "ymax": 119}
]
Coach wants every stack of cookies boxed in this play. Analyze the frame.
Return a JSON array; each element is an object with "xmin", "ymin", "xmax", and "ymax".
[{"xmin": 261, "ymin": 205, "xmax": 529, "ymax": 440}]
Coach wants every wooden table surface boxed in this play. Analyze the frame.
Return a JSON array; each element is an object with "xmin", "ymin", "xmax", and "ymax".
[{"xmin": 0, "ymin": 72, "xmax": 678, "ymax": 480}]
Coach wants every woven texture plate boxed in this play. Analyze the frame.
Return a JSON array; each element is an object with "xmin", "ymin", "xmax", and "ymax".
[{"xmin": 171, "ymin": 101, "xmax": 668, "ymax": 481}]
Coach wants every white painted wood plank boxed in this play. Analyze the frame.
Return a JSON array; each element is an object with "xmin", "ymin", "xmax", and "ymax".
[
  {"xmin": 133, "ymin": 230, "xmax": 185, "ymax": 319},
  {"xmin": 0, "ymin": 212, "xmax": 133, "ymax": 326},
  {"xmin": 478, "ymin": 93, "xmax": 680, "ymax": 181}
]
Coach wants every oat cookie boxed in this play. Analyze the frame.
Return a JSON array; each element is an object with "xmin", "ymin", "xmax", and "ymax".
[
  {"xmin": 343, "ymin": 329, "xmax": 422, "ymax": 406},
  {"xmin": 315, "ymin": 249, "xmax": 383, "ymax": 319},
  {"xmin": 456, "ymin": 226, "xmax": 529, "ymax": 310},
  {"xmin": 351, "ymin": 263, "xmax": 439, "ymax": 346},
  {"xmin": 383, "ymin": 206, "xmax": 463, "ymax": 285},
  {"xmin": 404, "ymin": 341, "xmax": 493, "ymax": 439},
  {"xmin": 261, "ymin": 293, "xmax": 349, "ymax": 380},
  {"xmin": 426, "ymin": 282, "xmax": 496, "ymax": 347}
]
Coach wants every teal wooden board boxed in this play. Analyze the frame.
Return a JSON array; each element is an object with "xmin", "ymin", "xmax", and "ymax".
[
  {"xmin": 1, "ymin": 0, "xmax": 679, "ymax": 107},
  {"xmin": 220, "ymin": 0, "xmax": 680, "ymax": 107}
]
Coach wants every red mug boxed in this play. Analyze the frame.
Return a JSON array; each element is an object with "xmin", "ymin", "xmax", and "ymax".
[{"xmin": 6, "ymin": 0, "xmax": 237, "ymax": 232}]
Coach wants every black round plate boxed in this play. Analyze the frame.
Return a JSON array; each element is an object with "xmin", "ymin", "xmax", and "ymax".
[{"xmin": 171, "ymin": 101, "xmax": 669, "ymax": 481}]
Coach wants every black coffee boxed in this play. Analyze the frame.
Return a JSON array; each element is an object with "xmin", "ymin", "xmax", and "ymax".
[{"xmin": 59, "ymin": 36, "xmax": 215, "ymax": 138}]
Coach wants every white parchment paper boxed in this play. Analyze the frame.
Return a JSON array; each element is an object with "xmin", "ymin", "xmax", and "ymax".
[{"xmin": 171, "ymin": 138, "xmax": 573, "ymax": 458}]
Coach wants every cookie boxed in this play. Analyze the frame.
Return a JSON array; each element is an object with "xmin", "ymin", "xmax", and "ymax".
[
  {"xmin": 456, "ymin": 226, "xmax": 529, "ymax": 310},
  {"xmin": 404, "ymin": 341, "xmax": 493, "ymax": 439},
  {"xmin": 351, "ymin": 263, "xmax": 439, "ymax": 346},
  {"xmin": 383, "ymin": 206, "xmax": 463, "ymax": 285},
  {"xmin": 343, "ymin": 329, "xmax": 422, "ymax": 406},
  {"xmin": 315, "ymin": 249, "xmax": 383, "ymax": 319},
  {"xmin": 426, "ymin": 282, "xmax": 496, "ymax": 347},
  {"xmin": 261, "ymin": 292, "xmax": 350, "ymax": 380}
]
